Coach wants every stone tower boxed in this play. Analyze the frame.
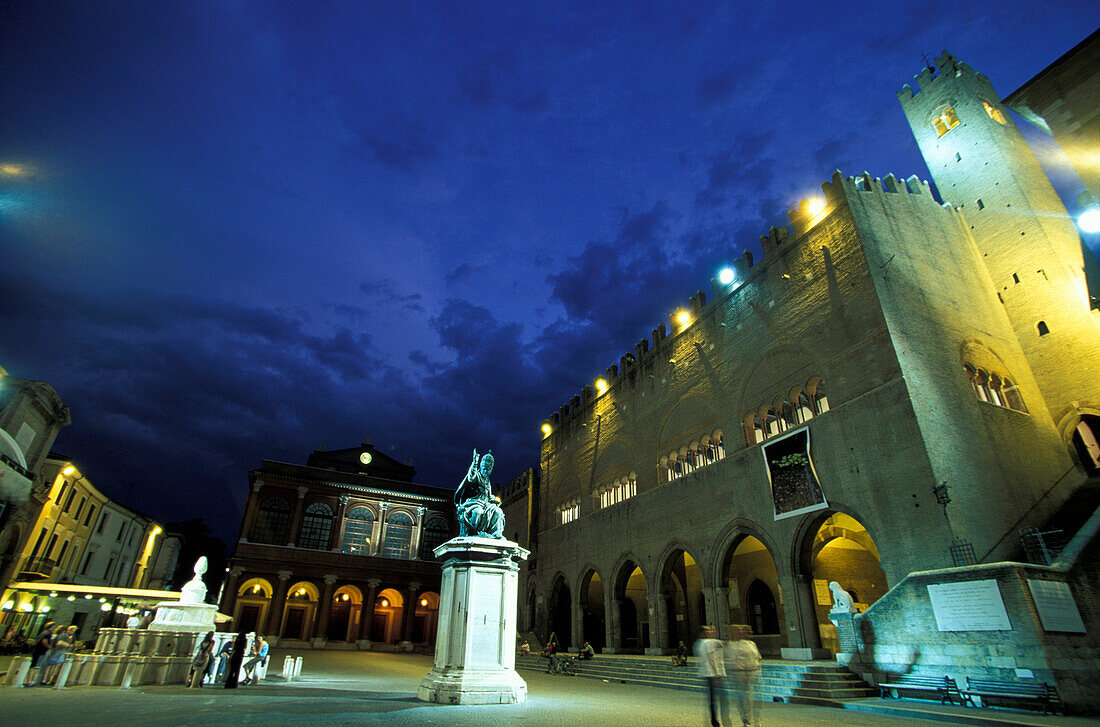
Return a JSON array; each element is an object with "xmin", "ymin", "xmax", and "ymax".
[{"xmin": 898, "ymin": 51, "xmax": 1100, "ymax": 440}]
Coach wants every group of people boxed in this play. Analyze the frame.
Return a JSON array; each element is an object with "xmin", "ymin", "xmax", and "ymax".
[
  {"xmin": 22, "ymin": 621, "xmax": 79, "ymax": 686},
  {"xmin": 695, "ymin": 625, "xmax": 763, "ymax": 727},
  {"xmin": 187, "ymin": 631, "xmax": 269, "ymax": 688}
]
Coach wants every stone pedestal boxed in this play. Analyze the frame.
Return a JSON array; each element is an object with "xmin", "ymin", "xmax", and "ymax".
[
  {"xmin": 418, "ymin": 537, "xmax": 529, "ymax": 705},
  {"xmin": 148, "ymin": 601, "xmax": 218, "ymax": 633}
]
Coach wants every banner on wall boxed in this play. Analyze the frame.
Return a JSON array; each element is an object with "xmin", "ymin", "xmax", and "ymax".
[{"xmin": 762, "ymin": 428, "xmax": 828, "ymax": 520}]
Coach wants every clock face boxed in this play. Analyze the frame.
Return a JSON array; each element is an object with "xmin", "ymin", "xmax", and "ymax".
[{"xmin": 360, "ymin": 452, "xmax": 372, "ymax": 465}]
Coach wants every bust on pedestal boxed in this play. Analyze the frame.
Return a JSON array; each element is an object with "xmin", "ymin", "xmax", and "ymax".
[{"xmin": 418, "ymin": 450, "xmax": 529, "ymax": 705}]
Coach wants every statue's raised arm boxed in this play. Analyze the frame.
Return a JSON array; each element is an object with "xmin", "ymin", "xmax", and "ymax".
[{"xmin": 454, "ymin": 447, "xmax": 505, "ymax": 539}]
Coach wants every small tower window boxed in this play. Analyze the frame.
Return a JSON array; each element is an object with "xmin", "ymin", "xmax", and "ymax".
[
  {"xmin": 932, "ymin": 107, "xmax": 960, "ymax": 137},
  {"xmin": 1037, "ymin": 321, "xmax": 1050, "ymax": 336},
  {"xmin": 983, "ymin": 101, "xmax": 1006, "ymax": 125}
]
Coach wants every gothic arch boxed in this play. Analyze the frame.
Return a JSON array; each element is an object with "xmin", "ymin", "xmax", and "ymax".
[
  {"xmin": 657, "ymin": 395, "xmax": 722, "ymax": 452},
  {"xmin": 611, "ymin": 552, "xmax": 650, "ymax": 596},
  {"xmin": 790, "ymin": 502, "xmax": 882, "ymax": 577},
  {"xmin": 711, "ymin": 518, "xmax": 785, "ymax": 584},
  {"xmin": 738, "ymin": 344, "xmax": 822, "ymax": 418}
]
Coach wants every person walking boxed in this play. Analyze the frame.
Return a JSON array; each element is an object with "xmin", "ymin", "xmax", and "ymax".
[
  {"xmin": 725, "ymin": 625, "xmax": 763, "ymax": 727},
  {"xmin": 188, "ymin": 632, "xmax": 216, "ymax": 688},
  {"xmin": 694, "ymin": 625, "xmax": 729, "ymax": 727},
  {"xmin": 38, "ymin": 625, "xmax": 76, "ymax": 686},
  {"xmin": 223, "ymin": 631, "xmax": 247, "ymax": 689},
  {"xmin": 25, "ymin": 621, "xmax": 56, "ymax": 686}
]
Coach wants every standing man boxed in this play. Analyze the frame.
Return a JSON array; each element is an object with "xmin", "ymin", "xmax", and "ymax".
[
  {"xmin": 725, "ymin": 624, "xmax": 763, "ymax": 727},
  {"xmin": 694, "ymin": 625, "xmax": 728, "ymax": 727}
]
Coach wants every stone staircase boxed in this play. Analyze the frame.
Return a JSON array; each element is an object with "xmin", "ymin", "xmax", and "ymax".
[{"xmin": 515, "ymin": 653, "xmax": 876, "ymax": 707}]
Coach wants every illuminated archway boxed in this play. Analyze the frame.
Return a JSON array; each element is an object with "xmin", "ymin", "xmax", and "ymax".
[
  {"xmin": 579, "ymin": 568, "xmax": 605, "ymax": 652},
  {"xmin": 371, "ymin": 588, "xmax": 404, "ymax": 643},
  {"xmin": 235, "ymin": 577, "xmax": 273, "ymax": 634},
  {"xmin": 660, "ymin": 548, "xmax": 702, "ymax": 648},
  {"xmin": 548, "ymin": 575, "xmax": 572, "ymax": 649},
  {"xmin": 612, "ymin": 558, "xmax": 648, "ymax": 651},
  {"xmin": 719, "ymin": 533, "xmax": 785, "ymax": 653},
  {"xmin": 413, "ymin": 591, "xmax": 440, "ymax": 644},
  {"xmin": 281, "ymin": 581, "xmax": 319, "ymax": 641},
  {"xmin": 327, "ymin": 585, "xmax": 362, "ymax": 642}
]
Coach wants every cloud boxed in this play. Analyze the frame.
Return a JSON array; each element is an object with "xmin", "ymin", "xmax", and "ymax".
[
  {"xmin": 359, "ymin": 278, "xmax": 425, "ymax": 313},
  {"xmin": 697, "ymin": 65, "xmax": 743, "ymax": 107},
  {"xmin": 695, "ymin": 133, "xmax": 777, "ymax": 208},
  {"xmin": 351, "ymin": 115, "xmax": 439, "ymax": 170}
]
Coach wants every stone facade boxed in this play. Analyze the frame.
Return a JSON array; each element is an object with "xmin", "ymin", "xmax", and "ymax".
[
  {"xmin": 512, "ymin": 47, "xmax": 1100, "ymax": 672},
  {"xmin": 222, "ymin": 442, "xmax": 455, "ymax": 650}
]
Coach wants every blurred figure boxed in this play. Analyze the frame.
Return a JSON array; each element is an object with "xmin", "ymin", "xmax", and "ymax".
[
  {"xmin": 579, "ymin": 641, "xmax": 594, "ymax": 660},
  {"xmin": 518, "ymin": 639, "xmax": 530, "ymax": 655},
  {"xmin": 188, "ymin": 631, "xmax": 215, "ymax": 688},
  {"xmin": 223, "ymin": 631, "xmax": 247, "ymax": 689},
  {"xmin": 25, "ymin": 621, "xmax": 56, "ymax": 686},
  {"xmin": 672, "ymin": 640, "xmax": 689, "ymax": 667},
  {"xmin": 694, "ymin": 625, "xmax": 728, "ymax": 727},
  {"xmin": 725, "ymin": 625, "xmax": 762, "ymax": 727}
]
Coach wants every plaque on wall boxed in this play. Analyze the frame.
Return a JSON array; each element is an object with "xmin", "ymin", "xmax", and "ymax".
[
  {"xmin": 814, "ymin": 579, "xmax": 831, "ymax": 605},
  {"xmin": 927, "ymin": 579, "xmax": 1011, "ymax": 631},
  {"xmin": 762, "ymin": 428, "xmax": 827, "ymax": 520},
  {"xmin": 1027, "ymin": 579, "xmax": 1086, "ymax": 633}
]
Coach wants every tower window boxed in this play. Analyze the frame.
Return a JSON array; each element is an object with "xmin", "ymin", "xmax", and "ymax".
[
  {"xmin": 976, "ymin": 199, "xmax": 984, "ymax": 210},
  {"xmin": 932, "ymin": 107, "xmax": 960, "ymax": 137},
  {"xmin": 1037, "ymin": 321, "xmax": 1049, "ymax": 336},
  {"xmin": 983, "ymin": 101, "xmax": 1006, "ymax": 125}
]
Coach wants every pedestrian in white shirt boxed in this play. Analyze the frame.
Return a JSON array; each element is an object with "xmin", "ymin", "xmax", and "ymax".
[
  {"xmin": 725, "ymin": 624, "xmax": 763, "ymax": 726},
  {"xmin": 694, "ymin": 625, "xmax": 729, "ymax": 727}
]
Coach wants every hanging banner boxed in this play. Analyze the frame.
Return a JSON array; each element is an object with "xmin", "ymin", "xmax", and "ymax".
[{"xmin": 762, "ymin": 428, "xmax": 827, "ymax": 520}]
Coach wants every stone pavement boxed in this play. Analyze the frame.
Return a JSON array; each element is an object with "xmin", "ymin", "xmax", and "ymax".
[{"xmin": 1, "ymin": 650, "xmax": 1098, "ymax": 727}]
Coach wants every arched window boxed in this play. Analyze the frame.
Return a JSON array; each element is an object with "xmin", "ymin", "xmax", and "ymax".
[
  {"xmin": 1001, "ymin": 378, "xmax": 1027, "ymax": 412},
  {"xmin": 764, "ymin": 408, "xmax": 785, "ymax": 437},
  {"xmin": 341, "ymin": 506, "xmax": 374, "ymax": 555},
  {"xmin": 419, "ymin": 517, "xmax": 450, "ymax": 558},
  {"xmin": 983, "ymin": 101, "xmax": 1006, "ymax": 125},
  {"xmin": 251, "ymin": 496, "xmax": 290, "ymax": 545},
  {"xmin": 987, "ymin": 374, "xmax": 1006, "ymax": 407},
  {"xmin": 382, "ymin": 512, "xmax": 414, "ymax": 559},
  {"xmin": 933, "ymin": 106, "xmax": 960, "ymax": 137},
  {"xmin": 964, "ymin": 364, "xmax": 1027, "ymax": 413},
  {"xmin": 795, "ymin": 392, "xmax": 814, "ymax": 424},
  {"xmin": 298, "ymin": 502, "xmax": 334, "ymax": 550},
  {"xmin": 1037, "ymin": 321, "xmax": 1050, "ymax": 336},
  {"xmin": 746, "ymin": 414, "xmax": 764, "ymax": 445}
]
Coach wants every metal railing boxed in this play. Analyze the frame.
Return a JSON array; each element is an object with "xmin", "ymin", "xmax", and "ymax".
[{"xmin": 18, "ymin": 557, "xmax": 56, "ymax": 580}]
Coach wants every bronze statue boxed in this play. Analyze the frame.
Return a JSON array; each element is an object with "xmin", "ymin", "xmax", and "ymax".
[{"xmin": 454, "ymin": 449, "xmax": 505, "ymax": 539}]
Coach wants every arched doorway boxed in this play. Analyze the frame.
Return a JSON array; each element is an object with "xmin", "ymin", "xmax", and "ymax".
[
  {"xmin": 804, "ymin": 512, "xmax": 887, "ymax": 653},
  {"xmin": 526, "ymin": 589, "xmax": 537, "ymax": 632},
  {"xmin": 1072, "ymin": 415, "xmax": 1100, "ymax": 474},
  {"xmin": 548, "ymin": 575, "xmax": 572, "ymax": 649},
  {"xmin": 580, "ymin": 570, "xmax": 605, "ymax": 652},
  {"xmin": 371, "ymin": 588, "xmax": 404, "ymax": 643},
  {"xmin": 413, "ymin": 592, "xmax": 439, "ymax": 644},
  {"xmin": 720, "ymin": 534, "xmax": 785, "ymax": 653},
  {"xmin": 234, "ymin": 578, "xmax": 273, "ymax": 635},
  {"xmin": 281, "ymin": 581, "xmax": 319, "ymax": 641},
  {"xmin": 661, "ymin": 549, "xmax": 702, "ymax": 648},
  {"xmin": 327, "ymin": 585, "xmax": 362, "ymax": 642},
  {"xmin": 613, "ymin": 559, "xmax": 648, "ymax": 651}
]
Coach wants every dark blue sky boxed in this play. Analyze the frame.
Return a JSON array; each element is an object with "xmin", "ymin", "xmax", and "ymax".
[{"xmin": 2, "ymin": 2, "xmax": 1097, "ymax": 542}]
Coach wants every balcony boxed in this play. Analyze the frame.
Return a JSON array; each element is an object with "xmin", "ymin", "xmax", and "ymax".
[
  {"xmin": 0, "ymin": 454, "xmax": 34, "ymax": 504},
  {"xmin": 18, "ymin": 557, "xmax": 56, "ymax": 581}
]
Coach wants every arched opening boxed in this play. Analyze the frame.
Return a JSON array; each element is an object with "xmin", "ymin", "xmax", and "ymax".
[
  {"xmin": 327, "ymin": 585, "xmax": 362, "ymax": 642},
  {"xmin": 251, "ymin": 496, "xmax": 290, "ymax": 544},
  {"xmin": 580, "ymin": 570, "xmax": 605, "ymax": 652},
  {"xmin": 548, "ymin": 575, "xmax": 572, "ymax": 650},
  {"xmin": 660, "ymin": 549, "xmax": 702, "ymax": 649},
  {"xmin": 371, "ymin": 588, "xmax": 404, "ymax": 643},
  {"xmin": 613, "ymin": 560, "xmax": 649, "ymax": 651},
  {"xmin": 382, "ymin": 512, "xmax": 414, "ymax": 559},
  {"xmin": 281, "ymin": 581, "xmax": 319, "ymax": 641},
  {"xmin": 526, "ymin": 588, "xmax": 537, "ymax": 633},
  {"xmin": 721, "ymin": 534, "xmax": 785, "ymax": 655},
  {"xmin": 340, "ymin": 507, "xmax": 374, "ymax": 554},
  {"xmin": 1072, "ymin": 415, "xmax": 1100, "ymax": 474},
  {"xmin": 419, "ymin": 517, "xmax": 450, "ymax": 558},
  {"xmin": 413, "ymin": 591, "xmax": 439, "ymax": 644},
  {"xmin": 804, "ymin": 512, "xmax": 887, "ymax": 654},
  {"xmin": 234, "ymin": 577, "xmax": 273, "ymax": 634}
]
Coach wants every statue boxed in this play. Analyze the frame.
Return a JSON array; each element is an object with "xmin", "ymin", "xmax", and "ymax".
[
  {"xmin": 454, "ymin": 449, "xmax": 505, "ymax": 539},
  {"xmin": 828, "ymin": 581, "xmax": 856, "ymax": 614},
  {"xmin": 180, "ymin": 556, "xmax": 209, "ymax": 604}
]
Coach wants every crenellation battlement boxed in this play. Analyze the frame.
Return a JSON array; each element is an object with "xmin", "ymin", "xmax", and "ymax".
[
  {"xmin": 542, "ymin": 168, "xmax": 943, "ymax": 435},
  {"xmin": 898, "ymin": 50, "xmax": 992, "ymax": 103}
]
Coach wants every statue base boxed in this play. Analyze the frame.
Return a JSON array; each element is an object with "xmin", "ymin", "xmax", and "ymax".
[
  {"xmin": 417, "ymin": 536, "xmax": 529, "ymax": 705},
  {"xmin": 148, "ymin": 601, "xmax": 218, "ymax": 633}
]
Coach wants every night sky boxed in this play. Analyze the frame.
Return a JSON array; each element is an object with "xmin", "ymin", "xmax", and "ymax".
[{"xmin": 3, "ymin": 2, "xmax": 1098, "ymax": 543}]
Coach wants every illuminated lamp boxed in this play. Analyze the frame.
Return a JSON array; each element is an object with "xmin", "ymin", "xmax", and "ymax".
[
  {"xmin": 541, "ymin": 422, "xmax": 552, "ymax": 437},
  {"xmin": 594, "ymin": 378, "xmax": 608, "ymax": 395},
  {"xmin": 49, "ymin": 592, "xmax": 58, "ymax": 598},
  {"xmin": 420, "ymin": 599, "xmax": 428, "ymax": 607},
  {"xmin": 718, "ymin": 268, "xmax": 735, "ymax": 285},
  {"xmin": 99, "ymin": 597, "xmax": 106, "ymax": 603},
  {"xmin": 19, "ymin": 603, "xmax": 32, "ymax": 612},
  {"xmin": 62, "ymin": 465, "xmax": 75, "ymax": 476},
  {"xmin": 380, "ymin": 599, "xmax": 389, "ymax": 608},
  {"xmin": 84, "ymin": 594, "xmax": 93, "ymax": 600},
  {"xmin": 1079, "ymin": 208, "xmax": 1100, "ymax": 234},
  {"xmin": 100, "ymin": 603, "xmax": 111, "ymax": 612},
  {"xmin": 39, "ymin": 605, "xmax": 50, "ymax": 613},
  {"xmin": 67, "ymin": 596, "xmax": 75, "ymax": 602},
  {"xmin": 1, "ymin": 600, "xmax": 13, "ymax": 610},
  {"xmin": 676, "ymin": 310, "xmax": 690, "ymax": 326},
  {"xmin": 807, "ymin": 197, "xmax": 827, "ymax": 217}
]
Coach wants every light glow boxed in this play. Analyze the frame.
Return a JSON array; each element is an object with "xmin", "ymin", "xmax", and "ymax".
[
  {"xmin": 541, "ymin": 422, "xmax": 552, "ymax": 437},
  {"xmin": 420, "ymin": 599, "xmax": 428, "ymax": 606},
  {"xmin": 807, "ymin": 197, "xmax": 827, "ymax": 216},
  {"xmin": 718, "ymin": 268, "xmax": 735, "ymax": 285},
  {"xmin": 380, "ymin": 598, "xmax": 389, "ymax": 607},
  {"xmin": 594, "ymin": 378, "xmax": 608, "ymax": 394},
  {"xmin": 19, "ymin": 603, "xmax": 32, "ymax": 612},
  {"xmin": 1, "ymin": 600, "xmax": 12, "ymax": 610},
  {"xmin": 0, "ymin": 163, "xmax": 26, "ymax": 176},
  {"xmin": 1079, "ymin": 208, "xmax": 1100, "ymax": 234},
  {"xmin": 62, "ymin": 465, "xmax": 76, "ymax": 476},
  {"xmin": 676, "ymin": 310, "xmax": 691, "ymax": 326}
]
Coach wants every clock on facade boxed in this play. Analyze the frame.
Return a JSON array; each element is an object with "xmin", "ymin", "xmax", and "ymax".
[{"xmin": 360, "ymin": 452, "xmax": 372, "ymax": 464}]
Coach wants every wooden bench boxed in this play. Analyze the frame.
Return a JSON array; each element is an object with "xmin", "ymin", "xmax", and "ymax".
[
  {"xmin": 962, "ymin": 677, "xmax": 1061, "ymax": 714},
  {"xmin": 878, "ymin": 675, "xmax": 966, "ymax": 705}
]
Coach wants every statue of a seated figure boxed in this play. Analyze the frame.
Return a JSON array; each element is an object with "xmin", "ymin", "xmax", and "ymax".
[{"xmin": 455, "ymin": 449, "xmax": 505, "ymax": 539}]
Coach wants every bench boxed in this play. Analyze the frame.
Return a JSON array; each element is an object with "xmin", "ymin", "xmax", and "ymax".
[
  {"xmin": 962, "ymin": 678, "xmax": 1061, "ymax": 714},
  {"xmin": 878, "ymin": 675, "xmax": 966, "ymax": 705}
]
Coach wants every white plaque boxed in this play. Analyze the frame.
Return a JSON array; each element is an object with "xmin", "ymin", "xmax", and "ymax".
[
  {"xmin": 1027, "ymin": 580, "xmax": 1085, "ymax": 633},
  {"xmin": 927, "ymin": 579, "xmax": 1011, "ymax": 631},
  {"xmin": 814, "ymin": 579, "xmax": 831, "ymax": 605}
]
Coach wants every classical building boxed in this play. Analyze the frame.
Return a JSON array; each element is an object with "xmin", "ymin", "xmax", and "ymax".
[
  {"xmin": 506, "ymin": 45, "xmax": 1100, "ymax": 670},
  {"xmin": 222, "ymin": 441, "xmax": 454, "ymax": 650}
]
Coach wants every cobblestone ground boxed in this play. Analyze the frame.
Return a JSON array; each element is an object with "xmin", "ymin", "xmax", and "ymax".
[{"xmin": 0, "ymin": 650, "xmax": 1095, "ymax": 727}]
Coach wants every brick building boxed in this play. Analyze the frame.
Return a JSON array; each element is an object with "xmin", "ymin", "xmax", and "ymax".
[
  {"xmin": 222, "ymin": 441, "xmax": 454, "ymax": 650},
  {"xmin": 503, "ymin": 47, "xmax": 1100, "ymax": 662}
]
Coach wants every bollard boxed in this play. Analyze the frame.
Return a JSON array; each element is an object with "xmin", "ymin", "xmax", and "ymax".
[
  {"xmin": 12, "ymin": 658, "xmax": 32, "ymax": 688},
  {"xmin": 54, "ymin": 659, "xmax": 74, "ymax": 690},
  {"xmin": 120, "ymin": 660, "xmax": 137, "ymax": 689},
  {"xmin": 293, "ymin": 656, "xmax": 302, "ymax": 678},
  {"xmin": 282, "ymin": 655, "xmax": 293, "ymax": 680}
]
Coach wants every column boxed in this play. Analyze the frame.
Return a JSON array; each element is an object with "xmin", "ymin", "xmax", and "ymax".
[
  {"xmin": 329, "ymin": 496, "xmax": 349, "ymax": 551},
  {"xmin": 650, "ymin": 592, "xmax": 670, "ymax": 652},
  {"xmin": 239, "ymin": 480, "xmax": 265, "ymax": 542},
  {"xmin": 265, "ymin": 570, "xmax": 292, "ymax": 638},
  {"xmin": 715, "ymin": 586, "xmax": 730, "ymax": 638},
  {"xmin": 571, "ymin": 594, "xmax": 583, "ymax": 651},
  {"xmin": 410, "ymin": 506, "xmax": 426, "ymax": 559},
  {"xmin": 701, "ymin": 586, "xmax": 719, "ymax": 632},
  {"xmin": 313, "ymin": 574, "xmax": 338, "ymax": 646},
  {"xmin": 605, "ymin": 594, "xmax": 619, "ymax": 653},
  {"xmin": 371, "ymin": 502, "xmax": 389, "ymax": 555},
  {"xmin": 358, "ymin": 578, "xmax": 381, "ymax": 643},
  {"xmin": 285, "ymin": 486, "xmax": 308, "ymax": 546},
  {"xmin": 221, "ymin": 566, "xmax": 244, "ymax": 616},
  {"xmin": 794, "ymin": 573, "xmax": 823, "ymax": 649},
  {"xmin": 401, "ymin": 581, "xmax": 421, "ymax": 644}
]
